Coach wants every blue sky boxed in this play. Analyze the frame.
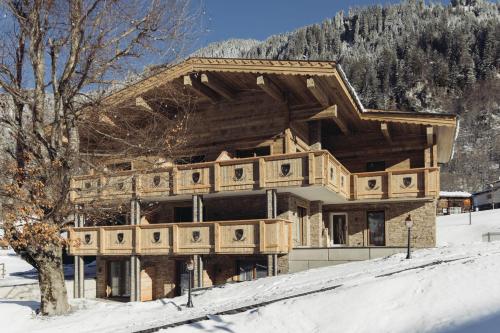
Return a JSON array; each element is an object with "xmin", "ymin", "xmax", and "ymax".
[{"xmin": 197, "ymin": 0, "xmax": 408, "ymax": 47}]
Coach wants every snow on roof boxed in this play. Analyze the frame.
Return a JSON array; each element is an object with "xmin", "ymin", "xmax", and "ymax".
[
  {"xmin": 439, "ymin": 191, "xmax": 472, "ymax": 198},
  {"xmin": 336, "ymin": 64, "xmax": 365, "ymax": 113}
]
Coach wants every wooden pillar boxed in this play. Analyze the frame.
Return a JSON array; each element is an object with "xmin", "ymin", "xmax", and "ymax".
[
  {"xmin": 309, "ymin": 121, "xmax": 322, "ymax": 150},
  {"xmin": 266, "ymin": 189, "xmax": 277, "ymax": 219},
  {"xmin": 73, "ymin": 207, "xmax": 85, "ymax": 298},
  {"xmin": 130, "ymin": 199, "xmax": 141, "ymax": 302},
  {"xmin": 192, "ymin": 195, "xmax": 204, "ymax": 222}
]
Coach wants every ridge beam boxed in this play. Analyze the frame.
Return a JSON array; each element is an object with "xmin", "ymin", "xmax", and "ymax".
[
  {"xmin": 257, "ymin": 75, "xmax": 285, "ymax": 103},
  {"xmin": 426, "ymin": 126, "xmax": 434, "ymax": 146},
  {"xmin": 200, "ymin": 73, "xmax": 236, "ymax": 101},
  {"xmin": 183, "ymin": 75, "xmax": 219, "ymax": 104},
  {"xmin": 307, "ymin": 77, "xmax": 330, "ymax": 107},
  {"xmin": 381, "ymin": 123, "xmax": 392, "ymax": 144}
]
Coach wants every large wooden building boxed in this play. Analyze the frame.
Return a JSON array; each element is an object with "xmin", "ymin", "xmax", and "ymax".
[{"xmin": 68, "ymin": 58, "xmax": 457, "ymax": 302}]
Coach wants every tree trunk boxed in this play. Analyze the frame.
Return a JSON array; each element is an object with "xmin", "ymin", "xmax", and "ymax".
[{"xmin": 36, "ymin": 246, "xmax": 70, "ymax": 316}]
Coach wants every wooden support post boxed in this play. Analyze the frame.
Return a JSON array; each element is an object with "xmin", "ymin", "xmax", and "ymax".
[
  {"xmin": 308, "ymin": 152, "xmax": 316, "ymax": 185},
  {"xmin": 213, "ymin": 222, "xmax": 220, "ymax": 253},
  {"xmin": 259, "ymin": 158, "xmax": 266, "ymax": 188},
  {"xmin": 387, "ymin": 171, "xmax": 393, "ymax": 199},
  {"xmin": 99, "ymin": 227, "xmax": 105, "ymax": 255},
  {"xmin": 309, "ymin": 121, "xmax": 322, "ymax": 150},
  {"xmin": 192, "ymin": 195, "xmax": 204, "ymax": 222},
  {"xmin": 424, "ymin": 169, "xmax": 430, "ymax": 197},
  {"xmin": 259, "ymin": 220, "xmax": 266, "ymax": 252},
  {"xmin": 172, "ymin": 225, "xmax": 179, "ymax": 253},
  {"xmin": 266, "ymin": 189, "xmax": 277, "ymax": 219},
  {"xmin": 172, "ymin": 167, "xmax": 178, "ymax": 195},
  {"xmin": 214, "ymin": 162, "xmax": 221, "ymax": 192},
  {"xmin": 352, "ymin": 175, "xmax": 358, "ymax": 200}
]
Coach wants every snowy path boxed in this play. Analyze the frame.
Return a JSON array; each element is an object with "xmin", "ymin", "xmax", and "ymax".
[{"xmin": 2, "ymin": 209, "xmax": 500, "ymax": 333}]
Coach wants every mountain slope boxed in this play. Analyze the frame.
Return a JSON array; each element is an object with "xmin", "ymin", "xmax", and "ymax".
[{"xmin": 196, "ymin": 0, "xmax": 500, "ymax": 192}]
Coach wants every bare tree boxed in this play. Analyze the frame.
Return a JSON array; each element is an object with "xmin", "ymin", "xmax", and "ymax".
[{"xmin": 0, "ymin": 0, "xmax": 198, "ymax": 316}]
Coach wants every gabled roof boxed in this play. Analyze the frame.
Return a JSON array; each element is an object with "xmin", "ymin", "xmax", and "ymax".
[{"xmin": 98, "ymin": 57, "xmax": 458, "ymax": 163}]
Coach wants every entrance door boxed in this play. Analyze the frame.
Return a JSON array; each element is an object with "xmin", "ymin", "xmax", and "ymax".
[
  {"xmin": 329, "ymin": 213, "xmax": 347, "ymax": 246},
  {"xmin": 295, "ymin": 206, "xmax": 307, "ymax": 246},
  {"xmin": 109, "ymin": 260, "xmax": 130, "ymax": 298}
]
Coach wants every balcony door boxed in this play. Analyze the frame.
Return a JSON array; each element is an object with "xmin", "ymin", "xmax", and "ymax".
[{"xmin": 329, "ymin": 213, "xmax": 347, "ymax": 246}]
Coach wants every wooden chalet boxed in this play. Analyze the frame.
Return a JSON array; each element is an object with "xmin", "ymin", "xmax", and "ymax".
[{"xmin": 68, "ymin": 57, "xmax": 457, "ymax": 302}]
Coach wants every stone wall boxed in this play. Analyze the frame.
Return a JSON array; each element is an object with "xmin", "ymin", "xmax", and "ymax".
[{"xmin": 324, "ymin": 200, "xmax": 436, "ymax": 248}]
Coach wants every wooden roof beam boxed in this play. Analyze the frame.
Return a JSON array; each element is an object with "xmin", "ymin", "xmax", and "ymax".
[
  {"xmin": 381, "ymin": 123, "xmax": 392, "ymax": 144},
  {"xmin": 183, "ymin": 75, "xmax": 219, "ymax": 104},
  {"xmin": 331, "ymin": 107, "xmax": 350, "ymax": 135},
  {"xmin": 426, "ymin": 126, "xmax": 434, "ymax": 146},
  {"xmin": 135, "ymin": 96, "xmax": 154, "ymax": 112},
  {"xmin": 307, "ymin": 77, "xmax": 330, "ymax": 107},
  {"xmin": 291, "ymin": 105, "xmax": 338, "ymax": 122},
  {"xmin": 257, "ymin": 75, "xmax": 285, "ymax": 103},
  {"xmin": 200, "ymin": 73, "xmax": 236, "ymax": 101}
]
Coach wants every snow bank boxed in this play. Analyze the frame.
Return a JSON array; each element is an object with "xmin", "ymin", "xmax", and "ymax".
[{"xmin": 2, "ymin": 210, "xmax": 500, "ymax": 333}]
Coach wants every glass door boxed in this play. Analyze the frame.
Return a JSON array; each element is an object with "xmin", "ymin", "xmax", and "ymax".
[
  {"xmin": 109, "ymin": 260, "xmax": 130, "ymax": 297},
  {"xmin": 368, "ymin": 211, "xmax": 385, "ymax": 246},
  {"xmin": 330, "ymin": 213, "xmax": 347, "ymax": 246}
]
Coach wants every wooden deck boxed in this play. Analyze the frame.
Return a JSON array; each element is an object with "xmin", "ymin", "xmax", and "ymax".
[{"xmin": 68, "ymin": 219, "xmax": 292, "ymax": 256}]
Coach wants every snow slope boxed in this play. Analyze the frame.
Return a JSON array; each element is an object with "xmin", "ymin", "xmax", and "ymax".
[{"xmin": 1, "ymin": 210, "xmax": 500, "ymax": 333}]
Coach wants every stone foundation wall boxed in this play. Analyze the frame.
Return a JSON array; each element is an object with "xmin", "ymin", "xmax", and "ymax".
[{"xmin": 324, "ymin": 200, "xmax": 436, "ymax": 248}]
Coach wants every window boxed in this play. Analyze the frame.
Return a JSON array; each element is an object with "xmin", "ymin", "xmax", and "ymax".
[
  {"xmin": 366, "ymin": 161, "xmax": 386, "ymax": 172},
  {"xmin": 235, "ymin": 146, "xmax": 270, "ymax": 158},
  {"xmin": 238, "ymin": 260, "xmax": 268, "ymax": 281},
  {"xmin": 367, "ymin": 211, "xmax": 385, "ymax": 246},
  {"xmin": 174, "ymin": 207, "xmax": 193, "ymax": 222}
]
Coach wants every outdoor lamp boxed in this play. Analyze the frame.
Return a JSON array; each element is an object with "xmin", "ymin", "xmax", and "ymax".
[
  {"xmin": 186, "ymin": 257, "xmax": 194, "ymax": 308},
  {"xmin": 405, "ymin": 214, "xmax": 413, "ymax": 259}
]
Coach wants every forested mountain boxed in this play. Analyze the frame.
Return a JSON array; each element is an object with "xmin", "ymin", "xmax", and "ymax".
[{"xmin": 197, "ymin": 0, "xmax": 500, "ymax": 192}]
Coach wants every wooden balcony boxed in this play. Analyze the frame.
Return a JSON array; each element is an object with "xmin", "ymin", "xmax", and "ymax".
[
  {"xmin": 70, "ymin": 151, "xmax": 440, "ymax": 204},
  {"xmin": 351, "ymin": 167, "xmax": 439, "ymax": 200},
  {"xmin": 69, "ymin": 151, "xmax": 350, "ymax": 203},
  {"xmin": 68, "ymin": 219, "xmax": 293, "ymax": 256}
]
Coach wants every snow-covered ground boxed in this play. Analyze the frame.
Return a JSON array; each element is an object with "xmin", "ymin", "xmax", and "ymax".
[
  {"xmin": 0, "ymin": 250, "xmax": 37, "ymax": 287},
  {"xmin": 2, "ymin": 209, "xmax": 500, "ymax": 333}
]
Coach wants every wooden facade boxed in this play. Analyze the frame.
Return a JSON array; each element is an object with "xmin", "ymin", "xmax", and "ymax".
[{"xmin": 68, "ymin": 58, "xmax": 457, "ymax": 302}]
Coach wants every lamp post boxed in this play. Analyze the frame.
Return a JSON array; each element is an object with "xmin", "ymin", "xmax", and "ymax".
[
  {"xmin": 405, "ymin": 215, "xmax": 413, "ymax": 259},
  {"xmin": 186, "ymin": 257, "xmax": 194, "ymax": 308},
  {"xmin": 489, "ymin": 184, "xmax": 495, "ymax": 210}
]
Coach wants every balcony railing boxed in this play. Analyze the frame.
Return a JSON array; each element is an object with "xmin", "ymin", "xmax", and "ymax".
[
  {"xmin": 68, "ymin": 219, "xmax": 292, "ymax": 256},
  {"xmin": 70, "ymin": 151, "xmax": 440, "ymax": 204},
  {"xmin": 70, "ymin": 150, "xmax": 350, "ymax": 203},
  {"xmin": 351, "ymin": 167, "xmax": 439, "ymax": 200}
]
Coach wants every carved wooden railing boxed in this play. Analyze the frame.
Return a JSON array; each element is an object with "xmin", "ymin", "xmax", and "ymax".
[
  {"xmin": 68, "ymin": 219, "xmax": 293, "ymax": 256},
  {"xmin": 69, "ymin": 150, "xmax": 350, "ymax": 203},
  {"xmin": 351, "ymin": 167, "xmax": 439, "ymax": 200}
]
